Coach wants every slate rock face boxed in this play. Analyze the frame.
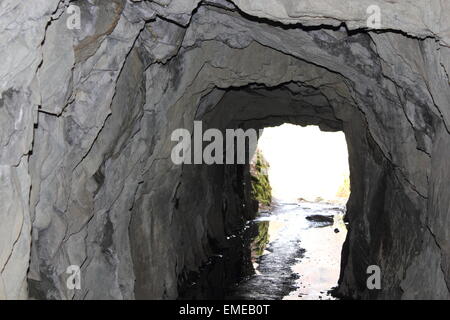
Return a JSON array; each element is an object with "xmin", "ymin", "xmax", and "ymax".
[{"xmin": 0, "ymin": 0, "xmax": 449, "ymax": 299}]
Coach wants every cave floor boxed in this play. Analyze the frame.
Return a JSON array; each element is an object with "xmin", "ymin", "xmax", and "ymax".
[{"xmin": 228, "ymin": 202, "xmax": 347, "ymax": 300}]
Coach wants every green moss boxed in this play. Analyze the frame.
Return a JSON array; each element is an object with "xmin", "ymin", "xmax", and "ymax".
[
  {"xmin": 250, "ymin": 150, "xmax": 272, "ymax": 207},
  {"xmin": 251, "ymin": 221, "xmax": 270, "ymax": 256}
]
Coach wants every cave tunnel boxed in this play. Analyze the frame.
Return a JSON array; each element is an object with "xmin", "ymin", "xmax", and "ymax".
[{"xmin": 1, "ymin": 0, "xmax": 450, "ymax": 301}]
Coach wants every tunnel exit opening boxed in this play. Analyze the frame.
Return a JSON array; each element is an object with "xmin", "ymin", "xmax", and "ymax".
[
  {"xmin": 228, "ymin": 123, "xmax": 350, "ymax": 300},
  {"xmin": 257, "ymin": 124, "xmax": 350, "ymax": 204}
]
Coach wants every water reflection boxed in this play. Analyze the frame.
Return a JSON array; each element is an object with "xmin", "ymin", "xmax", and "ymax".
[{"xmin": 229, "ymin": 202, "xmax": 347, "ymax": 300}]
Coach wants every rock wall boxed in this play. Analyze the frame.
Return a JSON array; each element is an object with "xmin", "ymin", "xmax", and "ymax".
[{"xmin": 0, "ymin": 0, "xmax": 449, "ymax": 299}]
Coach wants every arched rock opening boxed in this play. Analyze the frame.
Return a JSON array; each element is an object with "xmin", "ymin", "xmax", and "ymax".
[{"xmin": 1, "ymin": 0, "xmax": 449, "ymax": 300}]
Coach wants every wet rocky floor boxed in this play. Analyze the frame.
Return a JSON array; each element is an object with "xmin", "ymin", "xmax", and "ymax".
[{"xmin": 228, "ymin": 201, "xmax": 347, "ymax": 300}]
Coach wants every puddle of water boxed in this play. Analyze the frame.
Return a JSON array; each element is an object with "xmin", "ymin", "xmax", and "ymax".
[
  {"xmin": 285, "ymin": 213, "xmax": 347, "ymax": 300},
  {"xmin": 228, "ymin": 202, "xmax": 347, "ymax": 300}
]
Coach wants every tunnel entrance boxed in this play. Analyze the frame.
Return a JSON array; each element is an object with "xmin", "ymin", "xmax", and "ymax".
[
  {"xmin": 228, "ymin": 124, "xmax": 350, "ymax": 300},
  {"xmin": 258, "ymin": 124, "xmax": 350, "ymax": 204},
  {"xmin": 176, "ymin": 85, "xmax": 353, "ymax": 299}
]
